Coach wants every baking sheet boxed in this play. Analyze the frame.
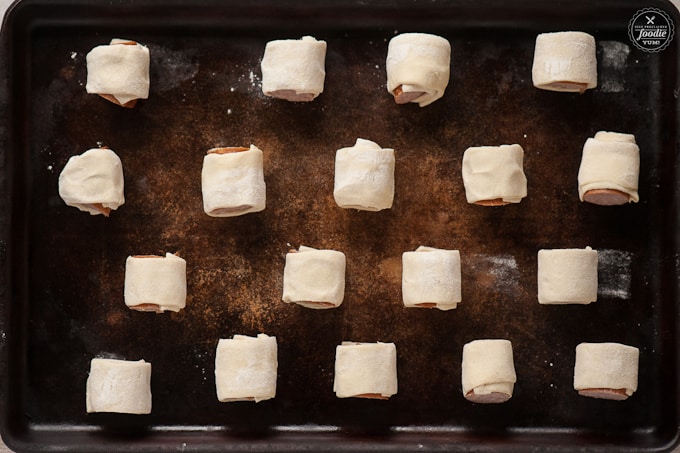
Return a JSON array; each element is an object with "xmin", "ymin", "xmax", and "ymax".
[{"xmin": 1, "ymin": 0, "xmax": 679, "ymax": 451}]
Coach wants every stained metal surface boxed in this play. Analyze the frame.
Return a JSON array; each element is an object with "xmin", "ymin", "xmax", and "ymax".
[{"xmin": 1, "ymin": 0, "xmax": 679, "ymax": 451}]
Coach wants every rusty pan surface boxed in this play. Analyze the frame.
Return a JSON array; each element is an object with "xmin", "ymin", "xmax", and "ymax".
[{"xmin": 1, "ymin": 0, "xmax": 679, "ymax": 451}]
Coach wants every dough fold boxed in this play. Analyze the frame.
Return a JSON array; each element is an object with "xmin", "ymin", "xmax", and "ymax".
[
  {"xmin": 282, "ymin": 245, "xmax": 346, "ymax": 309},
  {"xmin": 573, "ymin": 342, "xmax": 639, "ymax": 400},
  {"xmin": 215, "ymin": 334, "xmax": 278, "ymax": 402},
  {"xmin": 201, "ymin": 145, "xmax": 266, "ymax": 217},
  {"xmin": 462, "ymin": 144, "xmax": 527, "ymax": 205},
  {"xmin": 124, "ymin": 253, "xmax": 187, "ymax": 313},
  {"xmin": 333, "ymin": 342, "xmax": 398, "ymax": 399},
  {"xmin": 58, "ymin": 147, "xmax": 125, "ymax": 216},
  {"xmin": 334, "ymin": 138, "xmax": 395, "ymax": 211},
  {"xmin": 386, "ymin": 33, "xmax": 451, "ymax": 107},
  {"xmin": 86, "ymin": 358, "xmax": 152, "ymax": 414},
  {"xmin": 532, "ymin": 31, "xmax": 597, "ymax": 93},
  {"xmin": 261, "ymin": 36, "xmax": 327, "ymax": 102},
  {"xmin": 402, "ymin": 246, "xmax": 461, "ymax": 310},
  {"xmin": 537, "ymin": 247, "xmax": 598, "ymax": 304},
  {"xmin": 578, "ymin": 131, "xmax": 640, "ymax": 204},
  {"xmin": 86, "ymin": 38, "xmax": 150, "ymax": 105},
  {"xmin": 461, "ymin": 339, "xmax": 516, "ymax": 403}
]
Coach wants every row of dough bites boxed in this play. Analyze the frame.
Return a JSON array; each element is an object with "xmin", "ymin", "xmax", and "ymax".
[
  {"xmin": 82, "ymin": 30, "xmax": 596, "ymax": 110},
  {"xmin": 284, "ymin": 245, "xmax": 605, "ymax": 310},
  {"xmin": 56, "ymin": 131, "xmax": 639, "ymax": 217},
  {"xmin": 262, "ymin": 33, "xmax": 451, "ymax": 106},
  {"xmin": 81, "ymin": 33, "xmax": 450, "ymax": 108},
  {"xmin": 201, "ymin": 140, "xmax": 395, "ymax": 216},
  {"xmin": 85, "ymin": 339, "xmax": 639, "ymax": 414},
  {"xmin": 112, "ymin": 245, "xmax": 599, "ymax": 315},
  {"xmin": 282, "ymin": 245, "xmax": 461, "ymax": 310},
  {"xmin": 56, "ymin": 139, "xmax": 396, "ymax": 217},
  {"xmin": 262, "ymin": 31, "xmax": 598, "ymax": 104},
  {"xmin": 462, "ymin": 130, "xmax": 640, "ymax": 207}
]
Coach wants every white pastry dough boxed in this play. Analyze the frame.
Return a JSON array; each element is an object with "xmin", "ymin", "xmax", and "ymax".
[
  {"xmin": 201, "ymin": 145, "xmax": 266, "ymax": 217},
  {"xmin": 334, "ymin": 138, "xmax": 395, "ymax": 211},
  {"xmin": 461, "ymin": 144, "xmax": 527, "ymax": 205},
  {"xmin": 86, "ymin": 38, "xmax": 150, "ymax": 106},
  {"xmin": 333, "ymin": 342, "xmax": 398, "ymax": 399},
  {"xmin": 578, "ymin": 131, "xmax": 640, "ymax": 204},
  {"xmin": 461, "ymin": 339, "xmax": 516, "ymax": 404},
  {"xmin": 532, "ymin": 31, "xmax": 597, "ymax": 93},
  {"xmin": 86, "ymin": 358, "xmax": 152, "ymax": 414},
  {"xmin": 124, "ymin": 253, "xmax": 187, "ymax": 313},
  {"xmin": 573, "ymin": 342, "xmax": 639, "ymax": 400},
  {"xmin": 537, "ymin": 247, "xmax": 598, "ymax": 305},
  {"xmin": 261, "ymin": 36, "xmax": 327, "ymax": 102},
  {"xmin": 402, "ymin": 246, "xmax": 461, "ymax": 310},
  {"xmin": 215, "ymin": 334, "xmax": 278, "ymax": 403},
  {"xmin": 58, "ymin": 147, "xmax": 125, "ymax": 216},
  {"xmin": 386, "ymin": 33, "xmax": 451, "ymax": 107},
  {"xmin": 282, "ymin": 245, "xmax": 346, "ymax": 309}
]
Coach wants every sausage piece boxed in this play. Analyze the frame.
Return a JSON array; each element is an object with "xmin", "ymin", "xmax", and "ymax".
[{"xmin": 392, "ymin": 85, "xmax": 425, "ymax": 104}]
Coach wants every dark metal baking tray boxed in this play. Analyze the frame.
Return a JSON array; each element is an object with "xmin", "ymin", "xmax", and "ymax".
[{"xmin": 1, "ymin": 0, "xmax": 679, "ymax": 451}]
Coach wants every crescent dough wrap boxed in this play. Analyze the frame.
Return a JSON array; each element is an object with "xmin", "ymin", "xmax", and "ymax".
[
  {"xmin": 461, "ymin": 144, "xmax": 527, "ymax": 205},
  {"xmin": 402, "ymin": 246, "xmax": 461, "ymax": 310},
  {"xmin": 386, "ymin": 33, "xmax": 451, "ymax": 107},
  {"xmin": 86, "ymin": 358, "xmax": 152, "ymax": 414},
  {"xmin": 215, "ymin": 334, "xmax": 278, "ymax": 403},
  {"xmin": 573, "ymin": 342, "xmax": 639, "ymax": 400},
  {"xmin": 58, "ymin": 147, "xmax": 125, "ymax": 216},
  {"xmin": 532, "ymin": 31, "xmax": 597, "ymax": 93},
  {"xmin": 282, "ymin": 245, "xmax": 346, "ymax": 309},
  {"xmin": 537, "ymin": 247, "xmax": 598, "ymax": 305},
  {"xmin": 201, "ymin": 145, "xmax": 266, "ymax": 217},
  {"xmin": 334, "ymin": 138, "xmax": 395, "ymax": 211},
  {"xmin": 124, "ymin": 253, "xmax": 187, "ymax": 313},
  {"xmin": 86, "ymin": 39, "xmax": 150, "ymax": 105},
  {"xmin": 333, "ymin": 342, "xmax": 398, "ymax": 399},
  {"xmin": 578, "ymin": 131, "xmax": 640, "ymax": 204},
  {"xmin": 261, "ymin": 36, "xmax": 327, "ymax": 102},
  {"xmin": 462, "ymin": 339, "xmax": 516, "ymax": 403}
]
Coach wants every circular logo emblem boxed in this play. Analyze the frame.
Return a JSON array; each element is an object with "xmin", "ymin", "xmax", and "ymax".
[{"xmin": 628, "ymin": 8, "xmax": 675, "ymax": 52}]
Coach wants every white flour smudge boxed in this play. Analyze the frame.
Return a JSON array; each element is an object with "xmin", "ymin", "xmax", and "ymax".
[
  {"xmin": 231, "ymin": 63, "xmax": 269, "ymax": 101},
  {"xmin": 597, "ymin": 249, "xmax": 633, "ymax": 299},
  {"xmin": 599, "ymin": 41, "xmax": 630, "ymax": 93},
  {"xmin": 601, "ymin": 41, "xmax": 630, "ymax": 69},
  {"xmin": 149, "ymin": 44, "xmax": 200, "ymax": 93},
  {"xmin": 471, "ymin": 254, "xmax": 520, "ymax": 293}
]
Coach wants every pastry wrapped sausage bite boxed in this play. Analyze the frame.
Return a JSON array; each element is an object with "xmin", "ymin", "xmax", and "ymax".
[
  {"xmin": 333, "ymin": 342, "xmax": 398, "ymax": 399},
  {"xmin": 573, "ymin": 342, "xmax": 639, "ymax": 400},
  {"xmin": 462, "ymin": 339, "xmax": 516, "ymax": 404},
  {"xmin": 85, "ymin": 38, "xmax": 150, "ymax": 108},
  {"xmin": 386, "ymin": 33, "xmax": 451, "ymax": 107},
  {"xmin": 461, "ymin": 144, "xmax": 527, "ymax": 206},
  {"xmin": 58, "ymin": 147, "xmax": 125, "ymax": 216},
  {"xmin": 282, "ymin": 245, "xmax": 346, "ymax": 309},
  {"xmin": 334, "ymin": 138, "xmax": 395, "ymax": 211},
  {"xmin": 124, "ymin": 253, "xmax": 187, "ymax": 313},
  {"xmin": 215, "ymin": 334, "xmax": 278, "ymax": 403},
  {"xmin": 578, "ymin": 131, "xmax": 640, "ymax": 206},
  {"xmin": 532, "ymin": 31, "xmax": 597, "ymax": 93},
  {"xmin": 261, "ymin": 36, "xmax": 327, "ymax": 102},
  {"xmin": 86, "ymin": 358, "xmax": 152, "ymax": 414},
  {"xmin": 402, "ymin": 246, "xmax": 461, "ymax": 310},
  {"xmin": 537, "ymin": 247, "xmax": 597, "ymax": 305},
  {"xmin": 201, "ymin": 145, "xmax": 266, "ymax": 217}
]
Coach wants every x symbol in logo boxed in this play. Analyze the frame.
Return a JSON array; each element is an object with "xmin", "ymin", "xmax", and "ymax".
[{"xmin": 646, "ymin": 15, "xmax": 655, "ymax": 24}]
